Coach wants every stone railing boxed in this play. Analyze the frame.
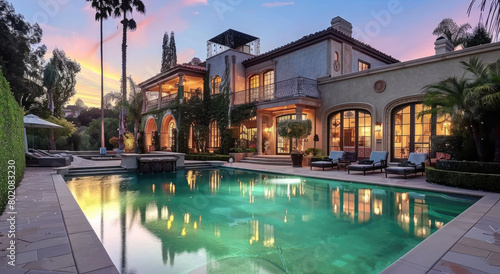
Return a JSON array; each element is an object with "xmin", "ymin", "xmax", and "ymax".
[
  {"xmin": 144, "ymin": 93, "xmax": 177, "ymax": 112},
  {"xmin": 232, "ymin": 76, "xmax": 321, "ymax": 105}
]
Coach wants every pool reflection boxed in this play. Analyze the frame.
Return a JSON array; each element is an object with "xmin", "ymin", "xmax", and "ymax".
[{"xmin": 66, "ymin": 169, "xmax": 476, "ymax": 274}]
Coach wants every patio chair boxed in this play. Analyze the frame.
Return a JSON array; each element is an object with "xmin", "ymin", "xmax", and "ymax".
[
  {"xmin": 348, "ymin": 151, "xmax": 388, "ymax": 175},
  {"xmin": 310, "ymin": 151, "xmax": 345, "ymax": 171},
  {"xmin": 25, "ymin": 152, "xmax": 70, "ymax": 167},
  {"xmin": 385, "ymin": 152, "xmax": 428, "ymax": 179},
  {"xmin": 31, "ymin": 149, "xmax": 74, "ymax": 162}
]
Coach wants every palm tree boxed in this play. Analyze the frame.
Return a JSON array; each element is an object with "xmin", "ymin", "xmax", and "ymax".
[
  {"xmin": 112, "ymin": 0, "xmax": 146, "ymax": 151},
  {"xmin": 87, "ymin": 0, "xmax": 115, "ymax": 154},
  {"xmin": 421, "ymin": 75, "xmax": 487, "ymax": 161},
  {"xmin": 433, "ymin": 18, "xmax": 471, "ymax": 47},
  {"xmin": 462, "ymin": 57, "xmax": 500, "ymax": 161},
  {"xmin": 468, "ymin": 0, "xmax": 500, "ymax": 41}
]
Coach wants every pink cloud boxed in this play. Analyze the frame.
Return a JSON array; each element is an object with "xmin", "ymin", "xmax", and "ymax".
[
  {"xmin": 262, "ymin": 2, "xmax": 294, "ymax": 8},
  {"xmin": 178, "ymin": 48, "xmax": 196, "ymax": 64},
  {"xmin": 182, "ymin": 0, "xmax": 208, "ymax": 6}
]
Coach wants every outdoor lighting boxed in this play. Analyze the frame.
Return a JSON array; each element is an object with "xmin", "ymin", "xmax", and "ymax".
[{"xmin": 375, "ymin": 122, "xmax": 382, "ymax": 132}]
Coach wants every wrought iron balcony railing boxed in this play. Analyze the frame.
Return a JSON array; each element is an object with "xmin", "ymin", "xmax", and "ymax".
[{"xmin": 232, "ymin": 76, "xmax": 321, "ymax": 105}]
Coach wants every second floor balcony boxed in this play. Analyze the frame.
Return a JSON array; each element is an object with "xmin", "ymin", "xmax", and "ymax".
[{"xmin": 232, "ymin": 76, "xmax": 321, "ymax": 105}]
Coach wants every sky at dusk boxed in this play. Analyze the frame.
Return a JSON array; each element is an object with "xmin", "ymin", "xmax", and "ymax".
[{"xmin": 12, "ymin": 0, "xmax": 488, "ymax": 107}]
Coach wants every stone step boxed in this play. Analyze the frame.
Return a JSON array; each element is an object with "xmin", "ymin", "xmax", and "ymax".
[
  {"xmin": 67, "ymin": 166, "xmax": 129, "ymax": 176},
  {"xmin": 240, "ymin": 158, "xmax": 292, "ymax": 166},
  {"xmin": 243, "ymin": 156, "xmax": 292, "ymax": 163}
]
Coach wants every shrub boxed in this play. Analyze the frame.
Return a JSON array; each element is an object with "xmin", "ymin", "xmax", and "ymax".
[
  {"xmin": 0, "ymin": 68, "xmax": 26, "ymax": 214},
  {"xmin": 430, "ymin": 135, "xmax": 462, "ymax": 158},
  {"xmin": 426, "ymin": 167, "xmax": 500, "ymax": 192},
  {"xmin": 185, "ymin": 153, "xmax": 230, "ymax": 161},
  {"xmin": 436, "ymin": 160, "xmax": 500, "ymax": 174},
  {"xmin": 305, "ymin": 148, "xmax": 322, "ymax": 156}
]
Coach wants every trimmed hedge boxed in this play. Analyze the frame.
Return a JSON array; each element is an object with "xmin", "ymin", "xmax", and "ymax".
[
  {"xmin": 0, "ymin": 68, "xmax": 26, "ymax": 214},
  {"xmin": 426, "ymin": 167, "xmax": 500, "ymax": 192},
  {"xmin": 185, "ymin": 153, "xmax": 230, "ymax": 161},
  {"xmin": 436, "ymin": 160, "xmax": 500, "ymax": 175}
]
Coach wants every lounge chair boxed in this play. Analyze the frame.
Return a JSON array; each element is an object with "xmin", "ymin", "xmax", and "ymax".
[
  {"xmin": 348, "ymin": 151, "xmax": 388, "ymax": 175},
  {"xmin": 385, "ymin": 152, "xmax": 428, "ymax": 179},
  {"xmin": 310, "ymin": 151, "xmax": 345, "ymax": 171},
  {"xmin": 25, "ymin": 152, "xmax": 70, "ymax": 167},
  {"xmin": 30, "ymin": 149, "xmax": 73, "ymax": 162}
]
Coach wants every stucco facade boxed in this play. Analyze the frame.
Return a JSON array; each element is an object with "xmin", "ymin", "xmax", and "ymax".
[{"xmin": 138, "ymin": 17, "xmax": 500, "ymax": 160}]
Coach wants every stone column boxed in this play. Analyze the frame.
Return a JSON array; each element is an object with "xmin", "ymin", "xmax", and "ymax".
[
  {"xmin": 142, "ymin": 91, "xmax": 146, "ymax": 112},
  {"xmin": 257, "ymin": 111, "xmax": 263, "ymax": 155},
  {"xmin": 176, "ymin": 73, "xmax": 184, "ymax": 152},
  {"xmin": 158, "ymin": 83, "xmax": 162, "ymax": 109},
  {"xmin": 295, "ymin": 106, "xmax": 303, "ymax": 120}
]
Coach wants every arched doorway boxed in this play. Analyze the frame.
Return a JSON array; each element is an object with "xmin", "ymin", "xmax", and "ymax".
[
  {"xmin": 144, "ymin": 118, "xmax": 158, "ymax": 152},
  {"xmin": 161, "ymin": 115, "xmax": 176, "ymax": 151},
  {"xmin": 327, "ymin": 110, "xmax": 372, "ymax": 159}
]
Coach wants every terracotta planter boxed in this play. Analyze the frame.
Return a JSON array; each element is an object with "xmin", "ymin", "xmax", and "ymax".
[{"xmin": 291, "ymin": 153, "xmax": 303, "ymax": 167}]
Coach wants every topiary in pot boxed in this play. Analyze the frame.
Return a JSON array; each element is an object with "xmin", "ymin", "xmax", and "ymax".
[{"xmin": 277, "ymin": 119, "xmax": 312, "ymax": 167}]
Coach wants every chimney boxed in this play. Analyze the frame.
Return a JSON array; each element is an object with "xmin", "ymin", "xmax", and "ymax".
[
  {"xmin": 331, "ymin": 16, "xmax": 352, "ymax": 37},
  {"xmin": 434, "ymin": 36, "xmax": 454, "ymax": 55}
]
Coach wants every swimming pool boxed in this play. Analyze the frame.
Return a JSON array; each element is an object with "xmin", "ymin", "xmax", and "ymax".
[{"xmin": 66, "ymin": 168, "xmax": 478, "ymax": 273}]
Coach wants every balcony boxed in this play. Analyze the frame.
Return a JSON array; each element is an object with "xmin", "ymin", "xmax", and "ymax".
[
  {"xmin": 145, "ymin": 93, "xmax": 177, "ymax": 112},
  {"xmin": 232, "ymin": 77, "xmax": 321, "ymax": 105}
]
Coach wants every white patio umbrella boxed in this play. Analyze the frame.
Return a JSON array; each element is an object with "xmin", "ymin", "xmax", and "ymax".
[{"xmin": 23, "ymin": 114, "xmax": 63, "ymax": 152}]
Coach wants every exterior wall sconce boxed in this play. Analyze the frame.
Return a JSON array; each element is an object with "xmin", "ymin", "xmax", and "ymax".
[
  {"xmin": 375, "ymin": 122, "xmax": 382, "ymax": 132},
  {"xmin": 265, "ymin": 127, "xmax": 272, "ymax": 134}
]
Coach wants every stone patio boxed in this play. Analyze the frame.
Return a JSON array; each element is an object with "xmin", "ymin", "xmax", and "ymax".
[{"xmin": 1, "ymin": 157, "xmax": 500, "ymax": 273}]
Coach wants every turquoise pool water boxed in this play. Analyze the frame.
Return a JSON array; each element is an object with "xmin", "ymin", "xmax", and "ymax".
[{"xmin": 66, "ymin": 168, "xmax": 478, "ymax": 273}]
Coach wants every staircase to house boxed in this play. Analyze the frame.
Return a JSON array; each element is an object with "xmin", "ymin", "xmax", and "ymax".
[{"xmin": 240, "ymin": 155, "xmax": 292, "ymax": 166}]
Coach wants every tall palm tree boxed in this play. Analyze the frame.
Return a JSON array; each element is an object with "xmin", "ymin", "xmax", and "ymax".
[
  {"xmin": 87, "ymin": 0, "xmax": 115, "ymax": 154},
  {"xmin": 112, "ymin": 0, "xmax": 146, "ymax": 151},
  {"xmin": 433, "ymin": 18, "xmax": 471, "ymax": 47},
  {"xmin": 468, "ymin": 0, "xmax": 500, "ymax": 41}
]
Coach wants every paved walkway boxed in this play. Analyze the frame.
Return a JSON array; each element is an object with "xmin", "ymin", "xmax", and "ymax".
[
  {"xmin": 1, "ymin": 157, "xmax": 500, "ymax": 273},
  {"xmin": 0, "ymin": 166, "xmax": 118, "ymax": 273}
]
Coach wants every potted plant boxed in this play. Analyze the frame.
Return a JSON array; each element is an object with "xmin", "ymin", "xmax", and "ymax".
[{"xmin": 277, "ymin": 119, "xmax": 312, "ymax": 167}]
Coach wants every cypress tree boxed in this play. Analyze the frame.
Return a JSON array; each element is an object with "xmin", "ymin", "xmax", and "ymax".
[
  {"xmin": 161, "ymin": 32, "xmax": 170, "ymax": 72},
  {"xmin": 170, "ymin": 31, "xmax": 177, "ymax": 67}
]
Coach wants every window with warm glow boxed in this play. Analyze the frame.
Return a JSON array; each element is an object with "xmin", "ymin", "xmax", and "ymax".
[
  {"xmin": 392, "ymin": 103, "xmax": 431, "ymax": 161},
  {"xmin": 358, "ymin": 60, "xmax": 370, "ymax": 71},
  {"xmin": 328, "ymin": 110, "xmax": 372, "ymax": 159},
  {"xmin": 212, "ymin": 76, "xmax": 221, "ymax": 95},
  {"xmin": 209, "ymin": 120, "xmax": 220, "ymax": 147},
  {"xmin": 436, "ymin": 113, "xmax": 452, "ymax": 136},
  {"xmin": 249, "ymin": 75, "xmax": 259, "ymax": 102},
  {"xmin": 263, "ymin": 70, "xmax": 275, "ymax": 100}
]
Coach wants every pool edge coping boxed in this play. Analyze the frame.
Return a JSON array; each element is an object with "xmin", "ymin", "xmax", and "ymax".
[{"xmin": 52, "ymin": 172, "xmax": 119, "ymax": 274}]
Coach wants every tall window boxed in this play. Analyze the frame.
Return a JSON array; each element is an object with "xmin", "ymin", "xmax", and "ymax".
[
  {"xmin": 358, "ymin": 60, "xmax": 370, "ymax": 71},
  {"xmin": 263, "ymin": 70, "xmax": 275, "ymax": 100},
  {"xmin": 249, "ymin": 75, "xmax": 259, "ymax": 102},
  {"xmin": 209, "ymin": 120, "xmax": 220, "ymax": 148},
  {"xmin": 168, "ymin": 121, "xmax": 176, "ymax": 149},
  {"xmin": 212, "ymin": 76, "xmax": 221, "ymax": 95},
  {"xmin": 328, "ymin": 110, "xmax": 372, "ymax": 159},
  {"xmin": 392, "ymin": 103, "xmax": 431, "ymax": 161}
]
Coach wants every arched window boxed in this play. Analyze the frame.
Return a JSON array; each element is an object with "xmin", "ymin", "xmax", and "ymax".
[
  {"xmin": 209, "ymin": 120, "xmax": 220, "ymax": 148},
  {"xmin": 168, "ymin": 121, "xmax": 176, "ymax": 150},
  {"xmin": 328, "ymin": 110, "xmax": 372, "ymax": 159},
  {"xmin": 249, "ymin": 74, "xmax": 259, "ymax": 102},
  {"xmin": 263, "ymin": 70, "xmax": 275, "ymax": 100},
  {"xmin": 392, "ymin": 103, "xmax": 452, "ymax": 161},
  {"xmin": 392, "ymin": 103, "xmax": 431, "ymax": 161},
  {"xmin": 212, "ymin": 76, "xmax": 221, "ymax": 95}
]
